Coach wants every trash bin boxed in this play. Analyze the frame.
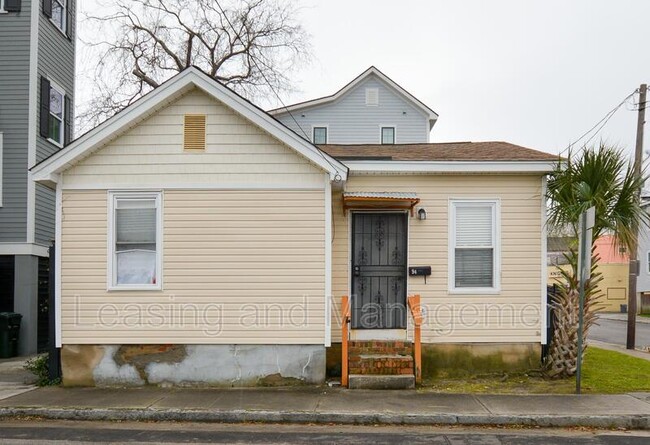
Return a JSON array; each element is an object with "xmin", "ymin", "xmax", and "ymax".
[
  {"xmin": 0, "ymin": 312, "xmax": 22, "ymax": 359},
  {"xmin": 620, "ymin": 304, "xmax": 628, "ymax": 314}
]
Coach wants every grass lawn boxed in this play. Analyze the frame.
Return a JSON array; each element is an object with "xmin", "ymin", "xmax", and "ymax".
[
  {"xmin": 421, "ymin": 347, "xmax": 650, "ymax": 394},
  {"xmin": 640, "ymin": 313, "xmax": 650, "ymax": 318}
]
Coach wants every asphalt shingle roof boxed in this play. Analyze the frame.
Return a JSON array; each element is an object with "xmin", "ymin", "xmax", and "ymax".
[{"xmin": 318, "ymin": 142, "xmax": 559, "ymax": 162}]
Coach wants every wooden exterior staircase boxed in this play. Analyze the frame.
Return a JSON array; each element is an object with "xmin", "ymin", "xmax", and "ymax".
[{"xmin": 341, "ymin": 295, "xmax": 422, "ymax": 389}]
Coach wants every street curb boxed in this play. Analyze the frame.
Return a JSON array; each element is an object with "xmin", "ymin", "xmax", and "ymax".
[{"xmin": 0, "ymin": 407, "xmax": 648, "ymax": 429}]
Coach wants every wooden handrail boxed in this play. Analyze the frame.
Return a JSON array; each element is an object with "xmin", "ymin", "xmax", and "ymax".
[
  {"xmin": 341, "ymin": 295, "xmax": 351, "ymax": 387},
  {"xmin": 407, "ymin": 294, "xmax": 422, "ymax": 384}
]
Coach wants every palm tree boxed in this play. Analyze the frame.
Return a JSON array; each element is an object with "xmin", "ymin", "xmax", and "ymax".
[{"xmin": 545, "ymin": 144, "xmax": 647, "ymax": 378}]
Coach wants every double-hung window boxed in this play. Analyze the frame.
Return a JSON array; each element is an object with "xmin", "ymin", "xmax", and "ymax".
[
  {"xmin": 43, "ymin": 0, "xmax": 71, "ymax": 37},
  {"xmin": 381, "ymin": 126, "xmax": 395, "ymax": 144},
  {"xmin": 313, "ymin": 126, "xmax": 327, "ymax": 144},
  {"xmin": 0, "ymin": 0, "xmax": 21, "ymax": 13},
  {"xmin": 109, "ymin": 192, "xmax": 162, "ymax": 290},
  {"xmin": 450, "ymin": 200, "xmax": 500, "ymax": 292},
  {"xmin": 40, "ymin": 77, "xmax": 71, "ymax": 148}
]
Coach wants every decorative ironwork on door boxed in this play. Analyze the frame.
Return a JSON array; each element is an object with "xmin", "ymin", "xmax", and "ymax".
[{"xmin": 351, "ymin": 213, "xmax": 407, "ymax": 329}]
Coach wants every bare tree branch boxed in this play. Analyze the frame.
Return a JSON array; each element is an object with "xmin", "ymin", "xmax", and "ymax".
[{"xmin": 77, "ymin": 0, "xmax": 311, "ymax": 131}]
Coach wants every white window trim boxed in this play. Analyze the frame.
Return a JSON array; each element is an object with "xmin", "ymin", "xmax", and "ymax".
[
  {"xmin": 646, "ymin": 251, "xmax": 650, "ymax": 274},
  {"xmin": 312, "ymin": 124, "xmax": 328, "ymax": 144},
  {"xmin": 50, "ymin": 0, "xmax": 67, "ymax": 35},
  {"xmin": 448, "ymin": 198, "xmax": 501, "ymax": 295},
  {"xmin": 107, "ymin": 191, "xmax": 163, "ymax": 291},
  {"xmin": 380, "ymin": 125, "xmax": 396, "ymax": 144},
  {"xmin": 0, "ymin": 0, "xmax": 7, "ymax": 13},
  {"xmin": 47, "ymin": 80, "xmax": 66, "ymax": 148}
]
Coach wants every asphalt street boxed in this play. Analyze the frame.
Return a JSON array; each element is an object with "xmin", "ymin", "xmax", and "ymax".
[
  {"xmin": 0, "ymin": 421, "xmax": 648, "ymax": 445},
  {"xmin": 589, "ymin": 318, "xmax": 650, "ymax": 349}
]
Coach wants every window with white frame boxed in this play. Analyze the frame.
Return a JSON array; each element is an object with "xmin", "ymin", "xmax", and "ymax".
[
  {"xmin": 48, "ymin": 84, "xmax": 65, "ymax": 146},
  {"xmin": 647, "ymin": 251, "xmax": 650, "ymax": 274},
  {"xmin": 109, "ymin": 192, "xmax": 162, "ymax": 290},
  {"xmin": 381, "ymin": 126, "xmax": 395, "ymax": 144},
  {"xmin": 313, "ymin": 126, "xmax": 327, "ymax": 144},
  {"xmin": 0, "ymin": 0, "xmax": 21, "ymax": 13},
  {"xmin": 51, "ymin": 0, "xmax": 66, "ymax": 32},
  {"xmin": 450, "ymin": 200, "xmax": 499, "ymax": 291}
]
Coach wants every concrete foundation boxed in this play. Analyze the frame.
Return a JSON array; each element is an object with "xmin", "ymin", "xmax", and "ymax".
[
  {"xmin": 61, "ymin": 344, "xmax": 326, "ymax": 387},
  {"xmin": 421, "ymin": 343, "xmax": 542, "ymax": 379},
  {"xmin": 327, "ymin": 342, "xmax": 542, "ymax": 380}
]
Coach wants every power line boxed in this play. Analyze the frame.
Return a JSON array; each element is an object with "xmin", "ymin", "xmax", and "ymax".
[
  {"xmin": 560, "ymin": 89, "xmax": 638, "ymax": 157},
  {"xmin": 214, "ymin": 0, "xmax": 342, "ymax": 180}
]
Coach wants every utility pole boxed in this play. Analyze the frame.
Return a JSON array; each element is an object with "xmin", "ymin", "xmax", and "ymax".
[{"xmin": 627, "ymin": 83, "xmax": 647, "ymax": 350}]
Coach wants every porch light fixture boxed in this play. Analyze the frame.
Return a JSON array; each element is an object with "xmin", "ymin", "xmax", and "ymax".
[{"xmin": 417, "ymin": 208, "xmax": 427, "ymax": 220}]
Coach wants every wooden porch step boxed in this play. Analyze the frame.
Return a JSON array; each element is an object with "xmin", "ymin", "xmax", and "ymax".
[{"xmin": 348, "ymin": 374, "xmax": 415, "ymax": 390}]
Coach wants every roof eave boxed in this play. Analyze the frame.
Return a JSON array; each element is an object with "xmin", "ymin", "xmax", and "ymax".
[{"xmin": 341, "ymin": 160, "xmax": 557, "ymax": 174}]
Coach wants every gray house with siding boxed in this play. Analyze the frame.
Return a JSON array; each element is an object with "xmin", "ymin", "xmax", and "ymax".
[
  {"xmin": 0, "ymin": 0, "xmax": 75, "ymax": 354},
  {"xmin": 269, "ymin": 67, "xmax": 438, "ymax": 145}
]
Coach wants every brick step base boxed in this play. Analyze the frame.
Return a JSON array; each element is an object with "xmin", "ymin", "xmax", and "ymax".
[
  {"xmin": 348, "ymin": 341, "xmax": 414, "ymax": 357},
  {"xmin": 349, "ymin": 354, "xmax": 414, "ymax": 376}
]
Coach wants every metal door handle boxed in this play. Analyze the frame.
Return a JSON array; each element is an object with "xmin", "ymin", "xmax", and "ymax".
[{"xmin": 353, "ymin": 266, "xmax": 360, "ymax": 276}]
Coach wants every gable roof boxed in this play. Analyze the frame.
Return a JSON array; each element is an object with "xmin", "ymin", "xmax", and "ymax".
[
  {"xmin": 31, "ymin": 67, "xmax": 348, "ymax": 187},
  {"xmin": 268, "ymin": 66, "xmax": 439, "ymax": 129}
]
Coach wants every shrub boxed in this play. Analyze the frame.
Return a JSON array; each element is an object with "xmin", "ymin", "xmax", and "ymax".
[{"xmin": 23, "ymin": 354, "xmax": 60, "ymax": 386}]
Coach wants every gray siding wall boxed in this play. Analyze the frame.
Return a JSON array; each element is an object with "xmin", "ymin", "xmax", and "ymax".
[
  {"xmin": 35, "ymin": 0, "xmax": 76, "ymax": 244},
  {"xmin": 274, "ymin": 74, "xmax": 430, "ymax": 144},
  {"xmin": 637, "ymin": 228, "xmax": 650, "ymax": 293},
  {"xmin": 0, "ymin": 0, "xmax": 32, "ymax": 242}
]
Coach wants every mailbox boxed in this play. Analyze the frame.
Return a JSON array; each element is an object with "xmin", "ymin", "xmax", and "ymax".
[{"xmin": 409, "ymin": 266, "xmax": 431, "ymax": 277}]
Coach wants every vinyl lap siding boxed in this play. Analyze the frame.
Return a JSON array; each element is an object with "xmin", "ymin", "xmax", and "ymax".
[
  {"xmin": 35, "ymin": 0, "xmax": 76, "ymax": 246},
  {"xmin": 275, "ymin": 74, "xmax": 430, "ymax": 144},
  {"xmin": 35, "ymin": 183, "xmax": 55, "ymax": 244},
  {"xmin": 60, "ymin": 189, "xmax": 326, "ymax": 344},
  {"xmin": 63, "ymin": 89, "xmax": 325, "ymax": 189},
  {"xmin": 0, "ymin": 1, "xmax": 32, "ymax": 241},
  {"xmin": 331, "ymin": 174, "xmax": 543, "ymax": 344}
]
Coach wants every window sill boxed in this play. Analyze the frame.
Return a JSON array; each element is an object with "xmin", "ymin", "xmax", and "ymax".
[
  {"xmin": 448, "ymin": 288, "xmax": 501, "ymax": 295},
  {"xmin": 108, "ymin": 284, "xmax": 162, "ymax": 292},
  {"xmin": 47, "ymin": 137, "xmax": 63, "ymax": 149},
  {"xmin": 49, "ymin": 17, "xmax": 69, "ymax": 39}
]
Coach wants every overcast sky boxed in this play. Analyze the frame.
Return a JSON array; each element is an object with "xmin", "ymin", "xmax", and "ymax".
[
  {"xmin": 281, "ymin": 0, "xmax": 649, "ymax": 157},
  {"xmin": 78, "ymin": 0, "xmax": 650, "ymax": 157}
]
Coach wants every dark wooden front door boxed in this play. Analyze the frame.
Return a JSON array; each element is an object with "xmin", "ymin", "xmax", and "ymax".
[{"xmin": 351, "ymin": 213, "xmax": 407, "ymax": 329}]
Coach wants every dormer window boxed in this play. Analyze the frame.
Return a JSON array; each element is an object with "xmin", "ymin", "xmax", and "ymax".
[
  {"xmin": 313, "ymin": 126, "xmax": 328, "ymax": 144},
  {"xmin": 381, "ymin": 127, "xmax": 395, "ymax": 145}
]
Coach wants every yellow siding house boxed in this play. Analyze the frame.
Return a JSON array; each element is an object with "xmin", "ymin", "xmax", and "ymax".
[{"xmin": 31, "ymin": 68, "xmax": 558, "ymax": 388}]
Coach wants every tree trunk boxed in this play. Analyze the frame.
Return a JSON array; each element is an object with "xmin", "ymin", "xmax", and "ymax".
[{"xmin": 546, "ymin": 248, "xmax": 604, "ymax": 378}]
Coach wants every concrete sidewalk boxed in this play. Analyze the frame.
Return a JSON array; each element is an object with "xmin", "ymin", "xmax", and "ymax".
[{"xmin": 0, "ymin": 386, "xmax": 649, "ymax": 429}]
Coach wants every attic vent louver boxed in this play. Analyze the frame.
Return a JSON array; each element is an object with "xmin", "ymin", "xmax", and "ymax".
[
  {"xmin": 184, "ymin": 114, "xmax": 206, "ymax": 150},
  {"xmin": 365, "ymin": 88, "xmax": 379, "ymax": 106}
]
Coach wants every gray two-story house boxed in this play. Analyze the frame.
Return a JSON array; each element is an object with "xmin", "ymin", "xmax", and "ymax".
[
  {"xmin": 269, "ymin": 66, "xmax": 438, "ymax": 145},
  {"xmin": 0, "ymin": 0, "xmax": 75, "ymax": 354}
]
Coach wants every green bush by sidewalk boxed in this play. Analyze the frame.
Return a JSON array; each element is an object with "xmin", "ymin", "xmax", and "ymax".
[{"xmin": 23, "ymin": 354, "xmax": 60, "ymax": 387}]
